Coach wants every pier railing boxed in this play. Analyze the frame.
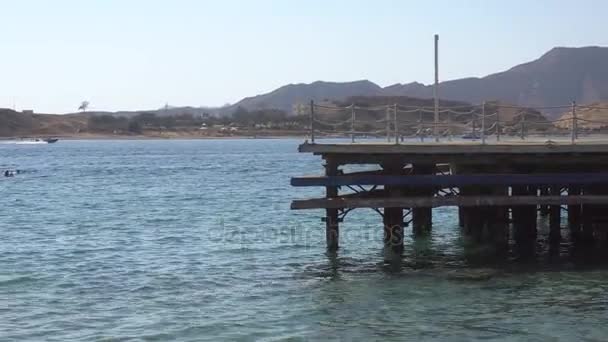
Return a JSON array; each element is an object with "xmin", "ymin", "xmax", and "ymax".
[{"xmin": 307, "ymin": 101, "xmax": 608, "ymax": 144}]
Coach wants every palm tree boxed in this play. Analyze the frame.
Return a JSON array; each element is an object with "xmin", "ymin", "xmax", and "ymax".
[{"xmin": 78, "ymin": 101, "xmax": 90, "ymax": 112}]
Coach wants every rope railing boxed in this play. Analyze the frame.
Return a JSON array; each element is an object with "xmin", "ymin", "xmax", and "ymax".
[
  {"xmin": 397, "ymin": 119, "xmax": 425, "ymax": 126},
  {"xmin": 419, "ymin": 108, "xmax": 453, "ymax": 114},
  {"xmin": 307, "ymin": 100, "xmax": 608, "ymax": 145},
  {"xmin": 353, "ymin": 104, "xmax": 397, "ymax": 111},
  {"xmin": 312, "ymin": 103, "xmax": 353, "ymax": 111},
  {"xmin": 451, "ymin": 110, "xmax": 478, "ymax": 118},
  {"xmin": 396, "ymin": 104, "xmax": 481, "ymax": 110},
  {"xmin": 313, "ymin": 117, "xmax": 353, "ymax": 127},
  {"xmin": 492, "ymin": 104, "xmax": 573, "ymax": 110},
  {"xmin": 396, "ymin": 108, "xmax": 424, "ymax": 114}
]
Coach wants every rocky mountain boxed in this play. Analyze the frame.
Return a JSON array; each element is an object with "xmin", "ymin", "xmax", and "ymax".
[
  {"xmin": 426, "ymin": 46, "xmax": 608, "ymax": 112},
  {"xmin": 230, "ymin": 46, "xmax": 608, "ymax": 118},
  {"xmin": 229, "ymin": 80, "xmax": 384, "ymax": 113},
  {"xmin": 382, "ymin": 82, "xmax": 428, "ymax": 97}
]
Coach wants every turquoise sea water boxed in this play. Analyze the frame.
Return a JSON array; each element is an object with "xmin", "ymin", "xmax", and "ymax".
[{"xmin": 1, "ymin": 139, "xmax": 608, "ymax": 341}]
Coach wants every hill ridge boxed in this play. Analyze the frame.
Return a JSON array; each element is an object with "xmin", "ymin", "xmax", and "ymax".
[{"xmin": 229, "ymin": 46, "xmax": 608, "ymax": 118}]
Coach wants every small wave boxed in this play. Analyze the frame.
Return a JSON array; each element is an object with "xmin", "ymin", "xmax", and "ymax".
[
  {"xmin": 0, "ymin": 275, "xmax": 37, "ymax": 286},
  {"xmin": 129, "ymin": 284, "xmax": 156, "ymax": 293}
]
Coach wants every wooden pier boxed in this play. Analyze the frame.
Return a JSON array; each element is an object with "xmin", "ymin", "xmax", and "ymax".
[{"xmin": 291, "ymin": 141, "xmax": 608, "ymax": 253}]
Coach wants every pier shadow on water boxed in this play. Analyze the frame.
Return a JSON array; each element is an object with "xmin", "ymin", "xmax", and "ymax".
[
  {"xmin": 294, "ymin": 210, "xmax": 608, "ymax": 341},
  {"xmin": 304, "ymin": 210, "xmax": 608, "ymax": 282}
]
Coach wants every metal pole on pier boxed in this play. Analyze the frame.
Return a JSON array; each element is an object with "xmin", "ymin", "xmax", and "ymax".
[
  {"xmin": 481, "ymin": 101, "xmax": 486, "ymax": 145},
  {"xmin": 309, "ymin": 100, "xmax": 315, "ymax": 143},
  {"xmin": 520, "ymin": 111, "xmax": 526, "ymax": 140},
  {"xmin": 394, "ymin": 104, "xmax": 399, "ymax": 144},
  {"xmin": 419, "ymin": 109, "xmax": 424, "ymax": 142},
  {"xmin": 496, "ymin": 109, "xmax": 501, "ymax": 142},
  {"xmin": 386, "ymin": 105, "xmax": 391, "ymax": 142},
  {"xmin": 350, "ymin": 104, "xmax": 356, "ymax": 143},
  {"xmin": 433, "ymin": 34, "xmax": 439, "ymax": 142},
  {"xmin": 448, "ymin": 109, "xmax": 452, "ymax": 141},
  {"xmin": 472, "ymin": 113, "xmax": 477, "ymax": 140},
  {"xmin": 571, "ymin": 101, "xmax": 577, "ymax": 144}
]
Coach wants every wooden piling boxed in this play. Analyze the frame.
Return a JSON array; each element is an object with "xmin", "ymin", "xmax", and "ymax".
[
  {"xmin": 453, "ymin": 164, "xmax": 479, "ymax": 240},
  {"xmin": 548, "ymin": 185, "xmax": 561, "ymax": 242},
  {"xmin": 568, "ymin": 185, "xmax": 582, "ymax": 239},
  {"xmin": 467, "ymin": 207, "xmax": 484, "ymax": 242},
  {"xmin": 512, "ymin": 185, "xmax": 537, "ymax": 255},
  {"xmin": 486, "ymin": 186, "xmax": 509, "ymax": 248},
  {"xmin": 581, "ymin": 206, "xmax": 594, "ymax": 244},
  {"xmin": 383, "ymin": 207, "xmax": 404, "ymax": 251},
  {"xmin": 458, "ymin": 207, "xmax": 465, "ymax": 228},
  {"xmin": 539, "ymin": 187, "xmax": 550, "ymax": 216},
  {"xmin": 549, "ymin": 206, "xmax": 561, "ymax": 242},
  {"xmin": 581, "ymin": 186, "xmax": 596, "ymax": 244},
  {"xmin": 454, "ymin": 164, "xmax": 509, "ymax": 247},
  {"xmin": 594, "ymin": 185, "xmax": 608, "ymax": 245},
  {"xmin": 461, "ymin": 205, "xmax": 482, "ymax": 241},
  {"xmin": 580, "ymin": 184, "xmax": 608, "ymax": 245},
  {"xmin": 549, "ymin": 206, "xmax": 561, "ymax": 243},
  {"xmin": 382, "ymin": 161, "xmax": 406, "ymax": 251},
  {"xmin": 411, "ymin": 164, "xmax": 434, "ymax": 236},
  {"xmin": 324, "ymin": 158, "xmax": 339, "ymax": 250}
]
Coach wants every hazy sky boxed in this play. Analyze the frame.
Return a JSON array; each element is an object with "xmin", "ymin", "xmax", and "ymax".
[{"xmin": 2, "ymin": 0, "xmax": 607, "ymax": 113}]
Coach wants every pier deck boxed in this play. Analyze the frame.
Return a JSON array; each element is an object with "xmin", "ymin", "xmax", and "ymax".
[{"xmin": 291, "ymin": 140, "xmax": 608, "ymax": 252}]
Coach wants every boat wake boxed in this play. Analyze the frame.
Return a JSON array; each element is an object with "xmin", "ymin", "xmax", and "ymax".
[
  {"xmin": 10, "ymin": 141, "xmax": 48, "ymax": 145},
  {"xmin": 0, "ymin": 138, "xmax": 58, "ymax": 145}
]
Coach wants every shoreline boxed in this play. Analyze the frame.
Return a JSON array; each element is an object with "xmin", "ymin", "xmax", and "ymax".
[{"xmin": 0, "ymin": 133, "xmax": 311, "ymax": 141}]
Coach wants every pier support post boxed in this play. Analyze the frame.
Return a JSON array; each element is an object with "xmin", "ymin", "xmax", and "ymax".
[
  {"xmin": 549, "ymin": 186, "xmax": 562, "ymax": 242},
  {"xmin": 581, "ymin": 185, "xmax": 596, "ymax": 244},
  {"xmin": 512, "ymin": 185, "xmax": 537, "ymax": 255},
  {"xmin": 549, "ymin": 205, "xmax": 561, "ymax": 242},
  {"xmin": 383, "ymin": 208, "xmax": 404, "ymax": 252},
  {"xmin": 487, "ymin": 186, "xmax": 509, "ymax": 249},
  {"xmin": 595, "ymin": 185, "xmax": 608, "ymax": 245},
  {"xmin": 458, "ymin": 207, "xmax": 465, "ymax": 228},
  {"xmin": 412, "ymin": 164, "xmax": 434, "ymax": 236},
  {"xmin": 581, "ymin": 205, "xmax": 594, "ymax": 244},
  {"xmin": 455, "ymin": 164, "xmax": 483, "ymax": 242},
  {"xmin": 324, "ymin": 158, "xmax": 339, "ymax": 250},
  {"xmin": 456, "ymin": 164, "xmax": 509, "ymax": 249},
  {"xmin": 580, "ymin": 184, "xmax": 608, "ymax": 245},
  {"xmin": 382, "ymin": 161, "xmax": 406, "ymax": 251},
  {"xmin": 462, "ymin": 185, "xmax": 508, "ymax": 248},
  {"xmin": 457, "ymin": 183, "xmax": 475, "ymax": 237},
  {"xmin": 568, "ymin": 185, "xmax": 582, "ymax": 240},
  {"xmin": 461, "ymin": 205, "xmax": 483, "ymax": 241},
  {"xmin": 539, "ymin": 187, "xmax": 550, "ymax": 217},
  {"xmin": 412, "ymin": 206, "xmax": 432, "ymax": 236}
]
